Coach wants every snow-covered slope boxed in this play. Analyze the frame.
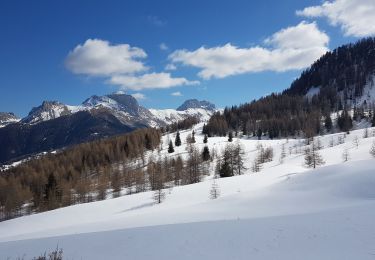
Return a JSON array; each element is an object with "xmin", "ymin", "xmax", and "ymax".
[
  {"xmin": 1, "ymin": 125, "xmax": 375, "ymax": 259},
  {"xmin": 305, "ymin": 75, "xmax": 375, "ymax": 107},
  {"xmin": 149, "ymin": 107, "xmax": 214, "ymax": 125}
]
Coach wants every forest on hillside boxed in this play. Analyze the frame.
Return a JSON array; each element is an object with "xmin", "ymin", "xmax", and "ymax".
[{"xmin": 203, "ymin": 38, "xmax": 375, "ymax": 139}]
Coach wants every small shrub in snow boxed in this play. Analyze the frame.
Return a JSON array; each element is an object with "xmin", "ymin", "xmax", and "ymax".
[
  {"xmin": 209, "ymin": 179, "xmax": 220, "ymax": 200},
  {"xmin": 342, "ymin": 148, "xmax": 350, "ymax": 162}
]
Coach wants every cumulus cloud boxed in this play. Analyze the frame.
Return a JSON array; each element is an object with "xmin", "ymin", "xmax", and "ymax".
[
  {"xmin": 109, "ymin": 72, "xmax": 199, "ymax": 91},
  {"xmin": 171, "ymin": 91, "xmax": 182, "ymax": 96},
  {"xmin": 169, "ymin": 21, "xmax": 329, "ymax": 79},
  {"xmin": 66, "ymin": 39, "xmax": 197, "ymax": 91},
  {"xmin": 131, "ymin": 93, "xmax": 146, "ymax": 100},
  {"xmin": 65, "ymin": 39, "xmax": 147, "ymax": 76},
  {"xmin": 297, "ymin": 0, "xmax": 375, "ymax": 37}
]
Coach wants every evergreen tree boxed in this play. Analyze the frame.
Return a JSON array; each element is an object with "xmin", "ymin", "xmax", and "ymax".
[
  {"xmin": 168, "ymin": 140, "xmax": 175, "ymax": 153},
  {"xmin": 203, "ymin": 134, "xmax": 208, "ymax": 144},
  {"xmin": 175, "ymin": 132, "xmax": 181, "ymax": 146},
  {"xmin": 191, "ymin": 130, "xmax": 196, "ymax": 143},
  {"xmin": 202, "ymin": 146, "xmax": 210, "ymax": 161},
  {"xmin": 324, "ymin": 114, "xmax": 333, "ymax": 132},
  {"xmin": 219, "ymin": 149, "xmax": 232, "ymax": 178},
  {"xmin": 228, "ymin": 131, "xmax": 233, "ymax": 142},
  {"xmin": 337, "ymin": 110, "xmax": 352, "ymax": 133}
]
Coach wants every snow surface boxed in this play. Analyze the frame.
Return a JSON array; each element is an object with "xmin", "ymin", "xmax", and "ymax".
[
  {"xmin": 149, "ymin": 108, "xmax": 213, "ymax": 125},
  {"xmin": 1, "ymin": 125, "xmax": 375, "ymax": 259}
]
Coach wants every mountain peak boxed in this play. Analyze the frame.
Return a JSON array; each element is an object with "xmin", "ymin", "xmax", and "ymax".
[
  {"xmin": 0, "ymin": 112, "xmax": 19, "ymax": 127},
  {"xmin": 177, "ymin": 99, "xmax": 216, "ymax": 111},
  {"xmin": 22, "ymin": 100, "xmax": 70, "ymax": 124}
]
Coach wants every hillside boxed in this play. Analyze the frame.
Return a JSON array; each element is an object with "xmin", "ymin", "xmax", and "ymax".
[
  {"xmin": 204, "ymin": 39, "xmax": 375, "ymax": 140},
  {"xmin": 1, "ymin": 123, "xmax": 375, "ymax": 259}
]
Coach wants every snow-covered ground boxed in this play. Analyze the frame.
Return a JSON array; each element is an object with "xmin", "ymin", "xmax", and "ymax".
[{"xmin": 1, "ymin": 125, "xmax": 375, "ymax": 259}]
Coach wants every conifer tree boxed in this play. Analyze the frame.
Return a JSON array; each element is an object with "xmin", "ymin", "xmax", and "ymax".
[
  {"xmin": 228, "ymin": 131, "xmax": 233, "ymax": 142},
  {"xmin": 219, "ymin": 149, "xmax": 232, "ymax": 178},
  {"xmin": 175, "ymin": 132, "xmax": 181, "ymax": 146},
  {"xmin": 202, "ymin": 146, "xmax": 210, "ymax": 161},
  {"xmin": 203, "ymin": 134, "xmax": 208, "ymax": 144},
  {"xmin": 168, "ymin": 140, "xmax": 175, "ymax": 153},
  {"xmin": 192, "ymin": 130, "xmax": 196, "ymax": 143},
  {"xmin": 324, "ymin": 114, "xmax": 333, "ymax": 132}
]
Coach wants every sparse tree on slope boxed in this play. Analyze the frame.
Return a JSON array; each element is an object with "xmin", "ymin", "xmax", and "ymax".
[
  {"xmin": 353, "ymin": 136, "xmax": 360, "ymax": 149},
  {"xmin": 175, "ymin": 132, "xmax": 181, "ymax": 147},
  {"xmin": 209, "ymin": 179, "xmax": 220, "ymax": 200},
  {"xmin": 342, "ymin": 147, "xmax": 350, "ymax": 162},
  {"xmin": 168, "ymin": 140, "xmax": 175, "ymax": 153},
  {"xmin": 279, "ymin": 144, "xmax": 287, "ymax": 164},
  {"xmin": 203, "ymin": 134, "xmax": 208, "ymax": 144},
  {"xmin": 304, "ymin": 142, "xmax": 325, "ymax": 169},
  {"xmin": 202, "ymin": 146, "xmax": 210, "ymax": 161}
]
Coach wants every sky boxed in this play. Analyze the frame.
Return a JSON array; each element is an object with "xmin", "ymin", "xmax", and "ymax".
[{"xmin": 1, "ymin": 0, "xmax": 374, "ymax": 117}]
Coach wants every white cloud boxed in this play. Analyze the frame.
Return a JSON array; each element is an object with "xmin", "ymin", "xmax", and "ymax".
[
  {"xmin": 159, "ymin": 43, "xmax": 169, "ymax": 51},
  {"xmin": 169, "ymin": 22, "xmax": 329, "ymax": 79},
  {"xmin": 109, "ymin": 72, "xmax": 199, "ymax": 91},
  {"xmin": 171, "ymin": 91, "xmax": 182, "ymax": 96},
  {"xmin": 297, "ymin": 0, "xmax": 375, "ymax": 37},
  {"xmin": 165, "ymin": 63, "xmax": 177, "ymax": 71},
  {"xmin": 131, "ymin": 93, "xmax": 146, "ymax": 100},
  {"xmin": 65, "ymin": 39, "xmax": 147, "ymax": 76},
  {"xmin": 66, "ymin": 39, "xmax": 198, "ymax": 91}
]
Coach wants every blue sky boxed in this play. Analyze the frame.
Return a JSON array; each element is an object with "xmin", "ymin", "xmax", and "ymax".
[{"xmin": 0, "ymin": 0, "xmax": 372, "ymax": 117}]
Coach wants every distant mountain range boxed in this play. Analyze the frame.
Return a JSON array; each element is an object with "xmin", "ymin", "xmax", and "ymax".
[{"xmin": 0, "ymin": 93, "xmax": 216, "ymax": 163}]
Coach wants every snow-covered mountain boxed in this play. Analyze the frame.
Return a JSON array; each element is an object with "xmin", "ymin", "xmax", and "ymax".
[
  {"xmin": 1, "ymin": 123, "xmax": 375, "ymax": 259},
  {"xmin": 176, "ymin": 99, "xmax": 216, "ymax": 111},
  {"xmin": 149, "ymin": 107, "xmax": 214, "ymax": 125},
  {"xmin": 19, "ymin": 94, "xmax": 216, "ymax": 127},
  {"xmin": 149, "ymin": 99, "xmax": 216, "ymax": 125},
  {"xmin": 21, "ymin": 101, "xmax": 73, "ymax": 124},
  {"xmin": 0, "ymin": 112, "xmax": 19, "ymax": 127},
  {"xmin": 0, "ymin": 93, "xmax": 217, "ymax": 163}
]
